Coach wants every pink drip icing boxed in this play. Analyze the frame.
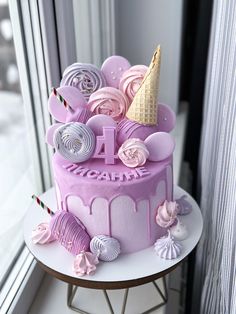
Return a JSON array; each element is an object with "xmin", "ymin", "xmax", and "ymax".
[
  {"xmin": 64, "ymin": 193, "xmax": 142, "ymax": 212},
  {"xmin": 60, "ymin": 167, "xmax": 172, "ymax": 222},
  {"xmin": 147, "ymin": 199, "xmax": 151, "ymax": 240},
  {"xmin": 165, "ymin": 164, "xmax": 173, "ymax": 201},
  {"xmin": 108, "ymin": 203, "xmax": 112, "ymax": 236},
  {"xmin": 89, "ymin": 198, "xmax": 95, "ymax": 215}
]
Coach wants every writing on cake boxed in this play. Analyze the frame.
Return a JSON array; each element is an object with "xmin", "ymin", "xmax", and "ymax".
[{"xmin": 63, "ymin": 163, "xmax": 150, "ymax": 181}]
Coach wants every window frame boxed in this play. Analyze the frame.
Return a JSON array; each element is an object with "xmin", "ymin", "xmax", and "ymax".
[
  {"xmin": 1, "ymin": 0, "xmax": 116, "ymax": 312},
  {"xmin": 0, "ymin": 0, "xmax": 62, "ymax": 312}
]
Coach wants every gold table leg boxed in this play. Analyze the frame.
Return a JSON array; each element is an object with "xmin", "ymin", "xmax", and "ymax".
[
  {"xmin": 67, "ymin": 284, "xmax": 114, "ymax": 314},
  {"xmin": 66, "ymin": 276, "xmax": 168, "ymax": 314}
]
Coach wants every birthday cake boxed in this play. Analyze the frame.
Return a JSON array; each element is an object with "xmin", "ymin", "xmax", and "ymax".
[{"xmin": 32, "ymin": 46, "xmax": 192, "ymax": 276}]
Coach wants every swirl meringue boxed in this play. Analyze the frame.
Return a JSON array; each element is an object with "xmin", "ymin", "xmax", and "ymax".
[
  {"xmin": 60, "ymin": 63, "xmax": 106, "ymax": 101},
  {"xmin": 156, "ymin": 200, "xmax": 178, "ymax": 228},
  {"xmin": 175, "ymin": 195, "xmax": 192, "ymax": 215},
  {"xmin": 73, "ymin": 251, "xmax": 99, "ymax": 276},
  {"xmin": 169, "ymin": 218, "xmax": 188, "ymax": 241},
  {"xmin": 32, "ymin": 223, "xmax": 55, "ymax": 244},
  {"xmin": 118, "ymin": 138, "xmax": 149, "ymax": 168},
  {"xmin": 50, "ymin": 211, "xmax": 91, "ymax": 255},
  {"xmin": 90, "ymin": 235, "xmax": 121, "ymax": 262},
  {"xmin": 54, "ymin": 122, "xmax": 96, "ymax": 163},
  {"xmin": 88, "ymin": 87, "xmax": 130, "ymax": 122},
  {"xmin": 119, "ymin": 65, "xmax": 148, "ymax": 102},
  {"xmin": 154, "ymin": 231, "xmax": 182, "ymax": 259}
]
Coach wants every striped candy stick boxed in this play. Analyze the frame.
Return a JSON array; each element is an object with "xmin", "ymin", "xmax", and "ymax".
[
  {"xmin": 32, "ymin": 195, "xmax": 54, "ymax": 216},
  {"xmin": 51, "ymin": 87, "xmax": 74, "ymax": 113}
]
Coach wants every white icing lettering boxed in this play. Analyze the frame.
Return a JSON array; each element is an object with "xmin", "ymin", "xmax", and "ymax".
[
  {"xmin": 87, "ymin": 170, "xmax": 100, "ymax": 179},
  {"xmin": 97, "ymin": 171, "xmax": 110, "ymax": 181},
  {"xmin": 63, "ymin": 163, "xmax": 78, "ymax": 171},
  {"xmin": 136, "ymin": 167, "xmax": 150, "ymax": 177},
  {"xmin": 62, "ymin": 165, "xmax": 150, "ymax": 181},
  {"xmin": 73, "ymin": 166, "xmax": 89, "ymax": 176},
  {"xmin": 124, "ymin": 170, "xmax": 139, "ymax": 180},
  {"xmin": 111, "ymin": 172, "xmax": 124, "ymax": 182}
]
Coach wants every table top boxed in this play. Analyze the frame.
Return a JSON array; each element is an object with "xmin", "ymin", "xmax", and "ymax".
[{"xmin": 24, "ymin": 186, "xmax": 203, "ymax": 289}]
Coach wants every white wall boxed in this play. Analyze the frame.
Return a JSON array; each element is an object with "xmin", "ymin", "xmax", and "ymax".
[{"xmin": 115, "ymin": 0, "xmax": 183, "ymax": 112}]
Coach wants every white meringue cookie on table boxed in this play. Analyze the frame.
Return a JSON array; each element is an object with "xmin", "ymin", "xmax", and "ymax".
[
  {"xmin": 169, "ymin": 218, "xmax": 188, "ymax": 241},
  {"xmin": 154, "ymin": 231, "xmax": 182, "ymax": 260},
  {"xmin": 90, "ymin": 235, "xmax": 121, "ymax": 262}
]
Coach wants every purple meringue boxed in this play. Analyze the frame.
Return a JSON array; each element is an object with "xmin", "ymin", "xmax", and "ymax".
[
  {"xmin": 50, "ymin": 211, "xmax": 91, "ymax": 255},
  {"xmin": 60, "ymin": 63, "xmax": 106, "ymax": 101},
  {"xmin": 175, "ymin": 195, "xmax": 192, "ymax": 215},
  {"xmin": 154, "ymin": 231, "xmax": 182, "ymax": 259}
]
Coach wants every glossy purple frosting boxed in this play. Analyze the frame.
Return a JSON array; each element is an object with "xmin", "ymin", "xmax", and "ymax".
[
  {"xmin": 52, "ymin": 154, "xmax": 173, "ymax": 253},
  {"xmin": 60, "ymin": 63, "xmax": 106, "ymax": 101},
  {"xmin": 53, "ymin": 153, "xmax": 173, "ymax": 207}
]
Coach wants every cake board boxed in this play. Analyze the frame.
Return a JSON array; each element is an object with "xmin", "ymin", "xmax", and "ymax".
[{"xmin": 24, "ymin": 186, "xmax": 203, "ymax": 313}]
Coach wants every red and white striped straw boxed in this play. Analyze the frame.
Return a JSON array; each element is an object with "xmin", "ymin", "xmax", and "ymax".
[
  {"xmin": 51, "ymin": 87, "xmax": 74, "ymax": 113},
  {"xmin": 32, "ymin": 195, "xmax": 54, "ymax": 216}
]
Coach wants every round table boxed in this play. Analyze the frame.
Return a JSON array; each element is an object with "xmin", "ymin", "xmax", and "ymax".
[{"xmin": 24, "ymin": 186, "xmax": 203, "ymax": 314}]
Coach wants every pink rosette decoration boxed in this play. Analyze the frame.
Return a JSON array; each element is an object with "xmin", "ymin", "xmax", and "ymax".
[
  {"xmin": 32, "ymin": 223, "xmax": 55, "ymax": 244},
  {"xmin": 73, "ymin": 251, "xmax": 99, "ymax": 277},
  {"xmin": 156, "ymin": 200, "xmax": 178, "ymax": 228},
  {"xmin": 88, "ymin": 87, "xmax": 130, "ymax": 122},
  {"xmin": 118, "ymin": 138, "xmax": 149, "ymax": 168},
  {"xmin": 119, "ymin": 65, "xmax": 148, "ymax": 102}
]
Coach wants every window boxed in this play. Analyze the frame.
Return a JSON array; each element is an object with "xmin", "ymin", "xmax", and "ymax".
[
  {"xmin": 0, "ymin": 0, "xmax": 38, "ymax": 285},
  {"xmin": 0, "ymin": 0, "xmax": 53, "ymax": 311}
]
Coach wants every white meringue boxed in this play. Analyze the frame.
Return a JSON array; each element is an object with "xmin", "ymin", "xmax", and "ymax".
[
  {"xmin": 169, "ymin": 218, "xmax": 188, "ymax": 241},
  {"xmin": 154, "ymin": 231, "xmax": 182, "ymax": 259},
  {"xmin": 90, "ymin": 235, "xmax": 121, "ymax": 262}
]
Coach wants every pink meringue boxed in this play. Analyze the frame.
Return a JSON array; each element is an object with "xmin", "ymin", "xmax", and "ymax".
[
  {"xmin": 31, "ymin": 223, "xmax": 55, "ymax": 244},
  {"xmin": 73, "ymin": 251, "xmax": 99, "ymax": 276},
  {"xmin": 119, "ymin": 65, "xmax": 148, "ymax": 102},
  {"xmin": 118, "ymin": 138, "xmax": 149, "ymax": 168},
  {"xmin": 88, "ymin": 87, "xmax": 130, "ymax": 122},
  {"xmin": 156, "ymin": 200, "xmax": 178, "ymax": 228}
]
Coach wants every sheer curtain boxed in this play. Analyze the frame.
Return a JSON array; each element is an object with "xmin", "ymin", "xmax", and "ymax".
[{"xmin": 192, "ymin": 0, "xmax": 236, "ymax": 313}]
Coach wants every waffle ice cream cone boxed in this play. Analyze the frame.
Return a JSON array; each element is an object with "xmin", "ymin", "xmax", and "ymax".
[{"xmin": 126, "ymin": 46, "xmax": 161, "ymax": 125}]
